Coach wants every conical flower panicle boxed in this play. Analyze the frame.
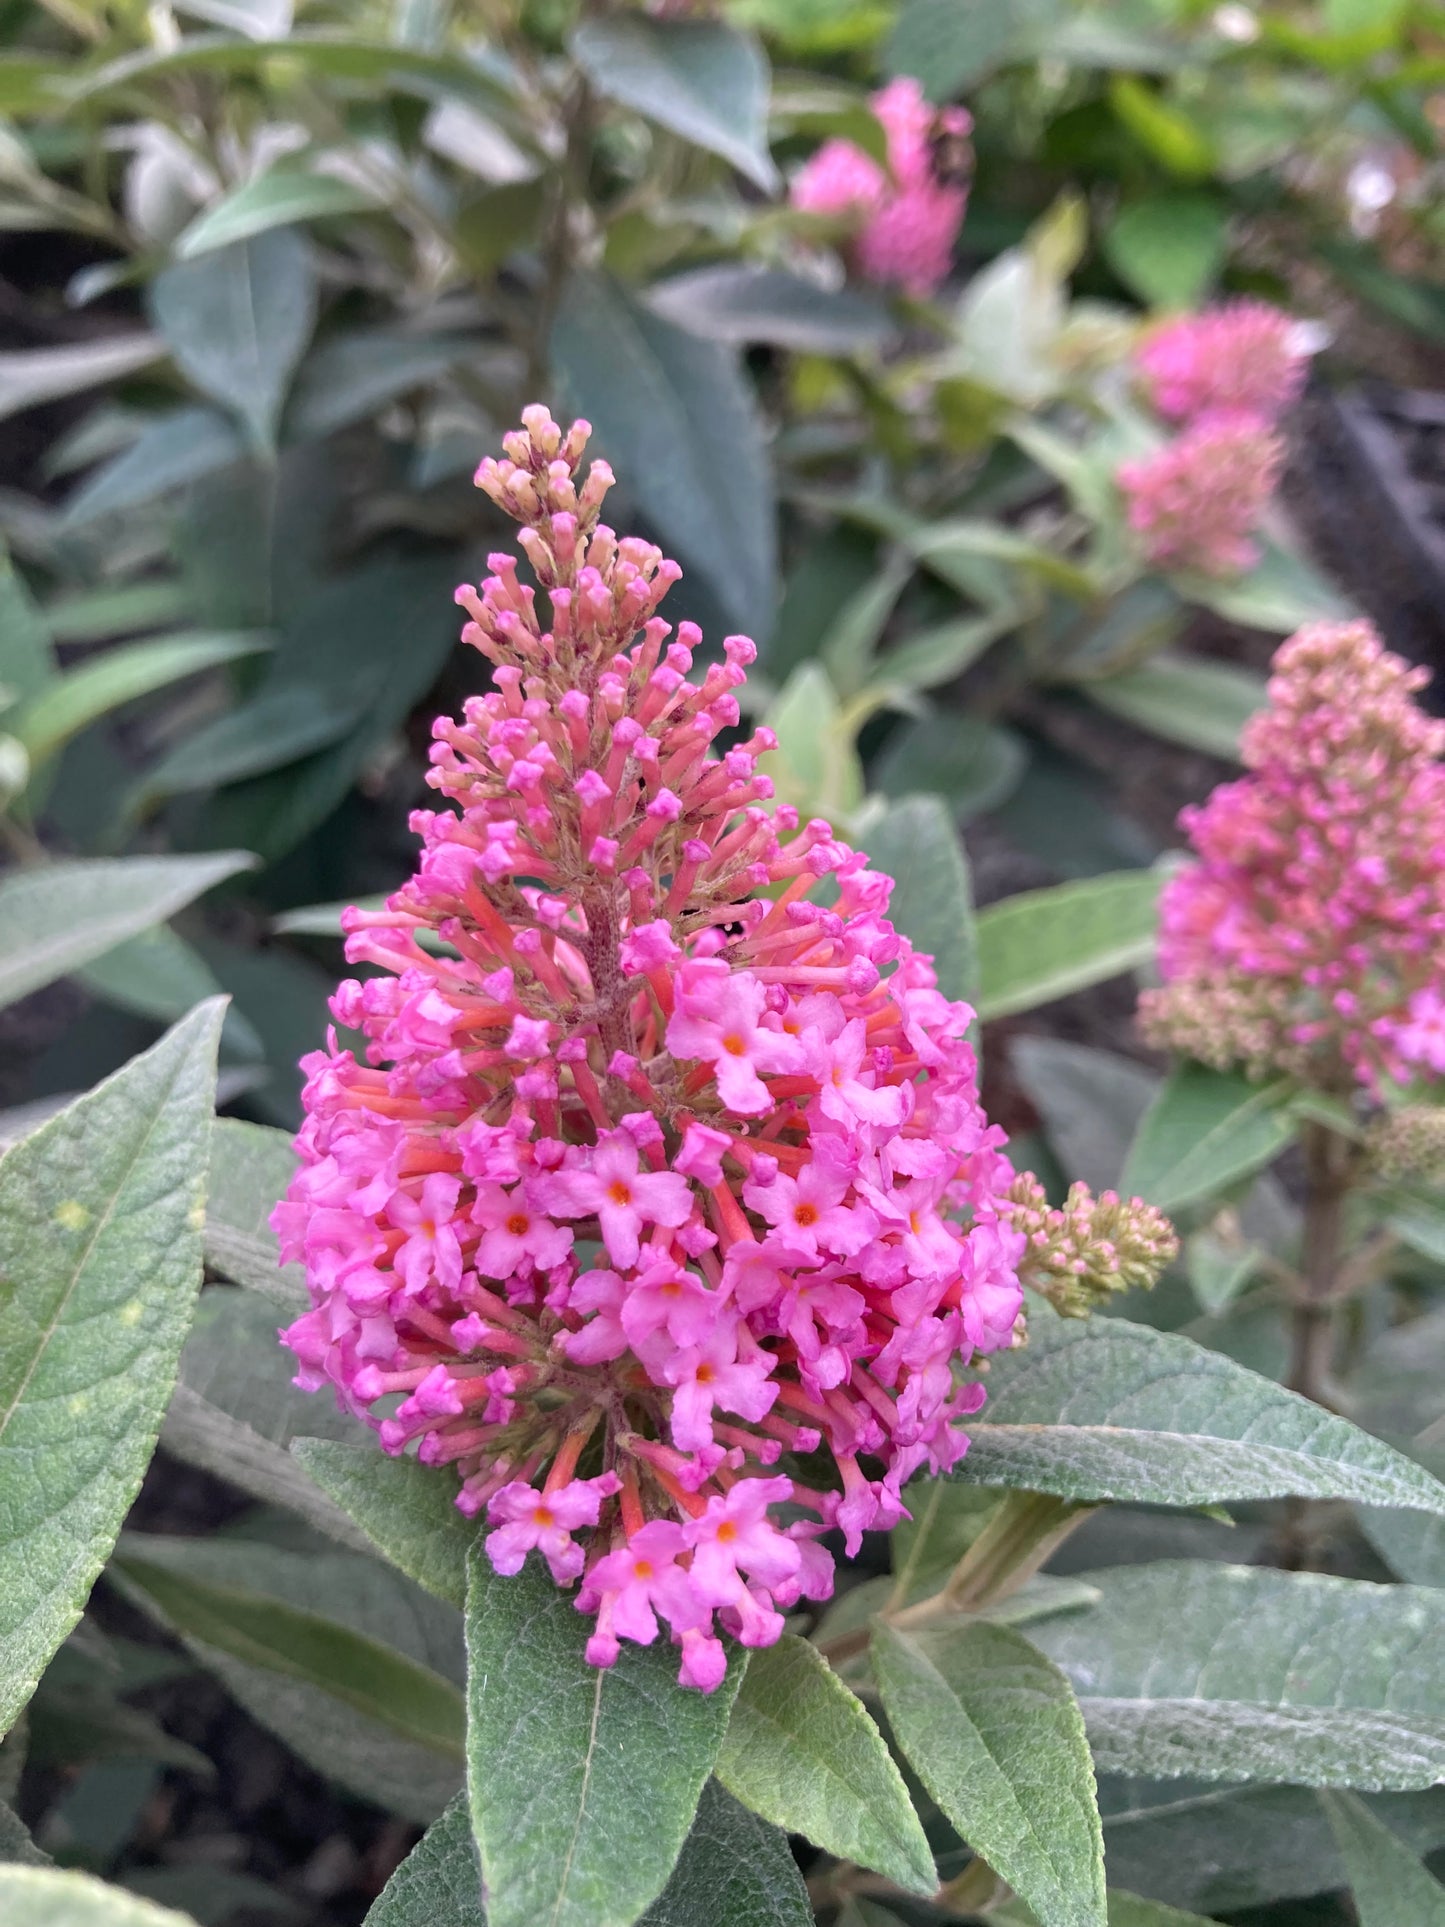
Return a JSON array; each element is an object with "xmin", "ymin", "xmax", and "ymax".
[
  {"xmin": 273, "ymin": 407, "xmax": 1029, "ymax": 1688},
  {"xmin": 1140, "ymin": 620, "xmax": 1445, "ymax": 1094}
]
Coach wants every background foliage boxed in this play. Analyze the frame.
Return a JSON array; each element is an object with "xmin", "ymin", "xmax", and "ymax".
[{"xmin": 1, "ymin": 0, "xmax": 1445, "ymax": 1922}]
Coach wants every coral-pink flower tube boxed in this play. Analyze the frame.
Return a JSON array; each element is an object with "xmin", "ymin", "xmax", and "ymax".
[
  {"xmin": 272, "ymin": 408, "xmax": 1026, "ymax": 1688},
  {"xmin": 791, "ymin": 77, "xmax": 972, "ymax": 298},
  {"xmin": 1140, "ymin": 620, "xmax": 1445, "ymax": 1093}
]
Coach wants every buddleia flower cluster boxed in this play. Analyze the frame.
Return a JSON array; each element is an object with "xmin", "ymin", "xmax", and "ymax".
[
  {"xmin": 274, "ymin": 408, "xmax": 1042, "ymax": 1690},
  {"xmin": 1117, "ymin": 301, "xmax": 1310, "ymax": 578},
  {"xmin": 790, "ymin": 77, "xmax": 972, "ymax": 298},
  {"xmin": 1140, "ymin": 620, "xmax": 1445, "ymax": 1095},
  {"xmin": 1001, "ymin": 1174, "xmax": 1179, "ymax": 1317}
]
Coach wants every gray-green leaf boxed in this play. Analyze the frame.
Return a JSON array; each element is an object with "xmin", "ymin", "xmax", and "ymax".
[
  {"xmin": 364, "ymin": 1794, "xmax": 483, "ymax": 1926},
  {"xmin": 1320, "ymin": 1789, "xmax": 1445, "ymax": 1926},
  {"xmin": 552, "ymin": 272, "xmax": 775, "ymax": 642},
  {"xmin": 148, "ymin": 231, "xmax": 317, "ymax": 453},
  {"xmin": 0, "ymin": 854, "xmax": 253, "ymax": 1014},
  {"xmin": 291, "ymin": 1438, "xmax": 472, "ymax": 1607},
  {"xmin": 1081, "ymin": 654, "xmax": 1264, "ymax": 762},
  {"xmin": 465, "ymin": 1546, "xmax": 739, "ymax": 1927},
  {"xmin": 203, "ymin": 1118, "xmax": 301, "ymax": 1304},
  {"xmin": 956, "ymin": 1314, "xmax": 1445, "ymax": 1512},
  {"xmin": 717, "ymin": 1633, "xmax": 934, "ymax": 1895},
  {"xmin": 1030, "ymin": 1561, "xmax": 1445, "ymax": 1789},
  {"xmin": 639, "ymin": 1779, "xmax": 812, "ymax": 1927},
  {"xmin": 873, "ymin": 1618, "xmax": 1104, "ymax": 1927},
  {"xmin": 976, "ymin": 871, "xmax": 1162, "ymax": 1021},
  {"xmin": 865, "ymin": 794, "xmax": 978, "ymax": 1006},
  {"xmin": 0, "ymin": 1003, "xmax": 224, "ymax": 1735},
  {"xmin": 571, "ymin": 17, "xmax": 778, "ymax": 191},
  {"xmin": 0, "ymin": 1865, "xmax": 198, "ymax": 1923},
  {"xmin": 176, "ymin": 164, "xmax": 378, "ymax": 259},
  {"xmin": 1121, "ymin": 1065, "xmax": 1296, "ymax": 1213}
]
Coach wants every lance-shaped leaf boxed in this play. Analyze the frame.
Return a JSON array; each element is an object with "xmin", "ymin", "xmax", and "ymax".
[
  {"xmin": 113, "ymin": 1532, "xmax": 463, "ymax": 1823},
  {"xmin": 865, "ymin": 795, "xmax": 978, "ymax": 1007},
  {"xmin": 990, "ymin": 1889, "xmax": 1223, "ymax": 1926},
  {"xmin": 976, "ymin": 871, "xmax": 1161, "ymax": 1021},
  {"xmin": 0, "ymin": 1002, "xmax": 224, "ymax": 1735},
  {"xmin": 1029, "ymin": 1561, "xmax": 1445, "ymax": 1789},
  {"xmin": 465, "ymin": 1546, "xmax": 739, "ymax": 1927},
  {"xmin": 1320, "ymin": 1790, "xmax": 1445, "ymax": 1926},
  {"xmin": 640, "ymin": 1779, "xmax": 813, "ymax": 1927},
  {"xmin": 292, "ymin": 1438, "xmax": 472, "ymax": 1607},
  {"xmin": 873, "ymin": 1619, "xmax": 1105, "ymax": 1927},
  {"xmin": 0, "ymin": 854, "xmax": 253, "ymax": 1013},
  {"xmin": 0, "ymin": 1866, "xmax": 199, "ymax": 1923},
  {"xmin": 176, "ymin": 164, "xmax": 379, "ymax": 259},
  {"xmin": 203, "ymin": 1118, "xmax": 302, "ymax": 1304},
  {"xmin": 1121, "ymin": 1065, "xmax": 1295, "ymax": 1213},
  {"xmin": 716, "ymin": 1634, "xmax": 934, "ymax": 1895},
  {"xmin": 571, "ymin": 17, "xmax": 778, "ymax": 191},
  {"xmin": 0, "ymin": 1800, "xmax": 46, "ymax": 1867},
  {"xmin": 163, "ymin": 1290, "xmax": 364, "ymax": 1547},
  {"xmin": 954, "ymin": 1315, "xmax": 1445, "ymax": 1512},
  {"xmin": 1080, "ymin": 654, "xmax": 1263, "ymax": 762},
  {"xmin": 364, "ymin": 1793, "xmax": 483, "ymax": 1926}
]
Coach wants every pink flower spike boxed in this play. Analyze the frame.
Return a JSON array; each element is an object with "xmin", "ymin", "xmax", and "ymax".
[
  {"xmin": 387, "ymin": 1173, "xmax": 464, "ymax": 1294},
  {"xmin": 685, "ymin": 1476, "xmax": 801, "ymax": 1606},
  {"xmin": 666, "ymin": 962, "xmax": 806, "ymax": 1117}
]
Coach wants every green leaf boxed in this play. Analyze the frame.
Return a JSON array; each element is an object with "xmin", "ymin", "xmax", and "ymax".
[
  {"xmin": 1320, "ymin": 1790, "xmax": 1445, "ymax": 1925},
  {"xmin": 640, "ymin": 1779, "xmax": 813, "ymax": 1927},
  {"xmin": 552, "ymin": 271, "xmax": 775, "ymax": 642},
  {"xmin": 116, "ymin": 1542, "xmax": 463, "ymax": 1754},
  {"xmin": 956, "ymin": 1314, "xmax": 1445, "ymax": 1512},
  {"xmin": 113, "ymin": 1533, "xmax": 463, "ymax": 1820},
  {"xmin": 1081, "ymin": 655, "xmax": 1265, "ymax": 761},
  {"xmin": 873, "ymin": 714, "xmax": 1025, "ymax": 822},
  {"xmin": 571, "ymin": 17, "xmax": 778, "ymax": 192},
  {"xmin": 365, "ymin": 1793, "xmax": 483, "ymax": 1926},
  {"xmin": 647, "ymin": 265, "xmax": 890, "ymax": 352},
  {"xmin": 1011, "ymin": 1037, "xmax": 1158, "ymax": 1193},
  {"xmin": 976, "ymin": 871, "xmax": 1162, "ymax": 1021},
  {"xmin": 62, "ymin": 409, "xmax": 244, "ymax": 527},
  {"xmin": 176, "ymin": 164, "xmax": 379, "ymax": 259},
  {"xmin": 1108, "ymin": 83, "xmax": 1214, "ymax": 180},
  {"xmin": 0, "ymin": 1002, "xmax": 224, "ymax": 1735},
  {"xmin": 864, "ymin": 794, "xmax": 978, "ymax": 1006},
  {"xmin": 762, "ymin": 663, "xmax": 864, "ymax": 822},
  {"xmin": 716, "ymin": 1633, "xmax": 935, "ymax": 1895},
  {"xmin": 203, "ymin": 1118, "xmax": 301, "ymax": 1304},
  {"xmin": 1103, "ymin": 196, "xmax": 1228, "ymax": 310},
  {"xmin": 992, "ymin": 1896, "xmax": 1223, "ymax": 1927},
  {"xmin": 1121, "ymin": 1064, "xmax": 1295, "ymax": 1214},
  {"xmin": 0, "ymin": 1865, "xmax": 197, "ymax": 1925},
  {"xmin": 1181, "ymin": 535, "xmax": 1350, "ymax": 635},
  {"xmin": 886, "ymin": 0, "xmax": 1061, "ymax": 93},
  {"xmin": 891, "ymin": 1480, "xmax": 998, "ymax": 1604},
  {"xmin": 0, "ymin": 853, "xmax": 253, "ymax": 1014},
  {"xmin": 286, "ymin": 330, "xmax": 473, "ymax": 441},
  {"xmin": 0, "ymin": 545, "xmax": 53, "ymax": 704},
  {"xmin": 44, "ymin": 581, "xmax": 192, "ymax": 644},
  {"xmin": 0, "ymin": 338, "xmax": 166, "ymax": 427},
  {"xmin": 0, "ymin": 1799, "xmax": 46, "ymax": 1866},
  {"xmin": 1360, "ymin": 1452, "xmax": 1445, "ymax": 1588},
  {"xmin": 291, "ymin": 1439, "xmax": 472, "ymax": 1607},
  {"xmin": 163, "ymin": 1290, "xmax": 365, "ymax": 1547},
  {"xmin": 1029, "ymin": 1561, "xmax": 1445, "ymax": 1788},
  {"xmin": 873, "ymin": 1617, "xmax": 1105, "ymax": 1927},
  {"xmin": 465, "ymin": 1546, "xmax": 739, "ymax": 1927},
  {"xmin": 76, "ymin": 928, "xmax": 261, "ymax": 1061},
  {"xmin": 11, "ymin": 630, "xmax": 269, "ymax": 767},
  {"xmin": 148, "ymin": 232, "xmax": 316, "ymax": 454}
]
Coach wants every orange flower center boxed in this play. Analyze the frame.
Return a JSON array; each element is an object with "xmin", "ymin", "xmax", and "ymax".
[
  {"xmin": 793, "ymin": 1202, "xmax": 819, "ymax": 1227},
  {"xmin": 507, "ymin": 1213, "xmax": 530, "ymax": 1236},
  {"xmin": 721, "ymin": 1033, "xmax": 747, "ymax": 1056},
  {"xmin": 607, "ymin": 1180, "xmax": 633, "ymax": 1207}
]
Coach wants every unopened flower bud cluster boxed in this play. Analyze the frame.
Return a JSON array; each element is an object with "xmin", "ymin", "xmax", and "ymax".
[{"xmin": 1001, "ymin": 1173, "xmax": 1178, "ymax": 1317}]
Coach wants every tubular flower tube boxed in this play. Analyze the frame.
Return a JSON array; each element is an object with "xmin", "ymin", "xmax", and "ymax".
[
  {"xmin": 1116, "ymin": 409, "xmax": 1284, "ymax": 578},
  {"xmin": 1001, "ymin": 1174, "xmax": 1178, "ymax": 1317},
  {"xmin": 1135, "ymin": 301, "xmax": 1312, "ymax": 426},
  {"xmin": 273, "ymin": 407, "xmax": 1028, "ymax": 1689},
  {"xmin": 1139, "ymin": 621, "xmax": 1445, "ymax": 1094},
  {"xmin": 790, "ymin": 76, "xmax": 971, "ymax": 298}
]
